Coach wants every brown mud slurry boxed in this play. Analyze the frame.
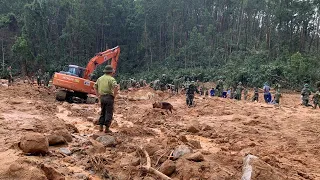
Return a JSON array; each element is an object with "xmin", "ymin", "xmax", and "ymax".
[{"xmin": 0, "ymin": 84, "xmax": 319, "ymax": 179}]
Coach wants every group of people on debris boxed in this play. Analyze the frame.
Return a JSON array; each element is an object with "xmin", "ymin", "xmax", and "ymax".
[
  {"xmin": 301, "ymin": 82, "xmax": 320, "ymax": 109},
  {"xmin": 122, "ymin": 74, "xmax": 283, "ymax": 108},
  {"xmin": 119, "ymin": 78, "xmax": 147, "ymax": 90},
  {"xmin": 34, "ymin": 69, "xmax": 51, "ymax": 87},
  {"xmin": 2, "ymin": 67, "xmax": 51, "ymax": 87}
]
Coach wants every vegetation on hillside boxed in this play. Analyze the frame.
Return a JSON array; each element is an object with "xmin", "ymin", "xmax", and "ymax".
[{"xmin": 1, "ymin": 0, "xmax": 320, "ymax": 88}]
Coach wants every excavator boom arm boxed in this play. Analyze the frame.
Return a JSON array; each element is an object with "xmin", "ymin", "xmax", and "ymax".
[{"xmin": 84, "ymin": 46, "xmax": 120, "ymax": 79}]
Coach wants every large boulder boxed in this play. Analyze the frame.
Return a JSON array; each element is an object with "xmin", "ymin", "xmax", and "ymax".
[
  {"xmin": 159, "ymin": 160, "xmax": 176, "ymax": 176},
  {"xmin": 19, "ymin": 133, "xmax": 49, "ymax": 155}
]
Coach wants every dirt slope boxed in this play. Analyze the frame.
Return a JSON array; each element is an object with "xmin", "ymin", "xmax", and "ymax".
[{"xmin": 0, "ymin": 83, "xmax": 319, "ymax": 180}]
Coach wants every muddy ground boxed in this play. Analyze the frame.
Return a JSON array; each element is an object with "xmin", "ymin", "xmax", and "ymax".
[{"xmin": 0, "ymin": 82, "xmax": 319, "ymax": 180}]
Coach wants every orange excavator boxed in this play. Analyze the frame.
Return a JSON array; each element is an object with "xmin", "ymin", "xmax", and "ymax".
[{"xmin": 52, "ymin": 46, "xmax": 120, "ymax": 103}]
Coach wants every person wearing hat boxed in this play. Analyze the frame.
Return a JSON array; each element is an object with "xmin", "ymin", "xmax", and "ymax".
[
  {"xmin": 312, "ymin": 86, "xmax": 320, "ymax": 109},
  {"xmin": 185, "ymin": 81, "xmax": 199, "ymax": 107},
  {"xmin": 94, "ymin": 65, "xmax": 119, "ymax": 133},
  {"xmin": 301, "ymin": 83, "xmax": 311, "ymax": 107},
  {"xmin": 235, "ymin": 82, "xmax": 244, "ymax": 100},
  {"xmin": 216, "ymin": 79, "xmax": 224, "ymax": 97}
]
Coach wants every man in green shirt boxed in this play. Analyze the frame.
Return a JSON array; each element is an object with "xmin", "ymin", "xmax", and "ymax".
[{"xmin": 94, "ymin": 65, "xmax": 118, "ymax": 133}]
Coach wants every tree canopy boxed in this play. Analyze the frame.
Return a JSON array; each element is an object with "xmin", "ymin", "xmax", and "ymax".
[{"xmin": 1, "ymin": 0, "xmax": 320, "ymax": 88}]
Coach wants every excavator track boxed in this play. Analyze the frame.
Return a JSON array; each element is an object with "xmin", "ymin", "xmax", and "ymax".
[
  {"xmin": 56, "ymin": 89, "xmax": 98, "ymax": 104},
  {"xmin": 56, "ymin": 90, "xmax": 67, "ymax": 101}
]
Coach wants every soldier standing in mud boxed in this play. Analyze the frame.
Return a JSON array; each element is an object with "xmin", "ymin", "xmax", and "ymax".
[
  {"xmin": 244, "ymin": 88, "xmax": 248, "ymax": 100},
  {"xmin": 160, "ymin": 74, "xmax": 167, "ymax": 91},
  {"xmin": 7, "ymin": 66, "xmax": 13, "ymax": 85},
  {"xmin": 216, "ymin": 79, "xmax": 224, "ymax": 97},
  {"xmin": 186, "ymin": 81, "xmax": 199, "ymax": 107},
  {"xmin": 301, "ymin": 83, "xmax": 311, "ymax": 107},
  {"xmin": 173, "ymin": 77, "xmax": 181, "ymax": 94},
  {"xmin": 43, "ymin": 72, "xmax": 50, "ymax": 87},
  {"xmin": 312, "ymin": 87, "xmax": 320, "ymax": 109},
  {"xmin": 252, "ymin": 87, "xmax": 259, "ymax": 102},
  {"xmin": 36, "ymin": 69, "xmax": 42, "ymax": 86},
  {"xmin": 235, "ymin": 82, "xmax": 244, "ymax": 100},
  {"xmin": 94, "ymin": 65, "xmax": 118, "ymax": 133}
]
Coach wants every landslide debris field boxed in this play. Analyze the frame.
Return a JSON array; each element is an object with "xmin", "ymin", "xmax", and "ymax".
[{"xmin": 0, "ymin": 83, "xmax": 320, "ymax": 180}]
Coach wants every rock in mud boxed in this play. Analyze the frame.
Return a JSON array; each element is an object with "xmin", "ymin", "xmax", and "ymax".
[
  {"xmin": 202, "ymin": 125, "xmax": 212, "ymax": 131},
  {"xmin": 73, "ymin": 173, "xmax": 88, "ymax": 180},
  {"xmin": 143, "ymin": 177, "xmax": 156, "ymax": 180},
  {"xmin": 188, "ymin": 140, "xmax": 202, "ymax": 149},
  {"xmin": 144, "ymin": 144, "xmax": 161, "ymax": 156},
  {"xmin": 65, "ymin": 123, "xmax": 79, "ymax": 133},
  {"xmin": 9, "ymin": 99, "xmax": 23, "ymax": 105},
  {"xmin": 172, "ymin": 145, "xmax": 193, "ymax": 160},
  {"xmin": 87, "ymin": 116, "xmax": 95, "ymax": 122},
  {"xmin": 178, "ymin": 135, "xmax": 188, "ymax": 143},
  {"xmin": 119, "ymin": 155, "xmax": 140, "ymax": 167},
  {"xmin": 186, "ymin": 152, "xmax": 204, "ymax": 162},
  {"xmin": 19, "ymin": 133, "xmax": 49, "ymax": 155},
  {"xmin": 187, "ymin": 125, "xmax": 199, "ymax": 133},
  {"xmin": 40, "ymin": 164, "xmax": 65, "ymax": 180},
  {"xmin": 96, "ymin": 135, "xmax": 116, "ymax": 147},
  {"xmin": 159, "ymin": 160, "xmax": 176, "ymax": 176},
  {"xmin": 59, "ymin": 148, "xmax": 72, "ymax": 156},
  {"xmin": 86, "ymin": 140, "xmax": 106, "ymax": 155},
  {"xmin": 47, "ymin": 135, "xmax": 67, "ymax": 146},
  {"xmin": 4, "ymin": 159, "xmax": 47, "ymax": 180},
  {"xmin": 56, "ymin": 129, "xmax": 73, "ymax": 142}
]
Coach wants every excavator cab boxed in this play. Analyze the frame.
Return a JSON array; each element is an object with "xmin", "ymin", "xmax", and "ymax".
[{"xmin": 60, "ymin": 65, "xmax": 86, "ymax": 78}]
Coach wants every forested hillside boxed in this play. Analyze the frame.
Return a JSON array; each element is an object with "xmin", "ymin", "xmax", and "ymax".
[{"xmin": 1, "ymin": 0, "xmax": 320, "ymax": 88}]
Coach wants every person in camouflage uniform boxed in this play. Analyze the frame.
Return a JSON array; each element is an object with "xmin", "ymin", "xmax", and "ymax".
[
  {"xmin": 244, "ymin": 88, "xmax": 248, "ymax": 100},
  {"xmin": 272, "ymin": 83, "xmax": 281, "ymax": 104},
  {"xmin": 153, "ymin": 79, "xmax": 160, "ymax": 90},
  {"xmin": 235, "ymin": 82, "xmax": 244, "ymax": 100},
  {"xmin": 136, "ymin": 82, "xmax": 141, "ymax": 88},
  {"xmin": 186, "ymin": 81, "xmax": 199, "ymax": 107},
  {"xmin": 252, "ymin": 87, "xmax": 259, "ymax": 102},
  {"xmin": 216, "ymin": 79, "xmax": 224, "ymax": 97},
  {"xmin": 173, "ymin": 77, "xmax": 181, "ymax": 94},
  {"xmin": 139, "ymin": 79, "xmax": 144, "ymax": 87},
  {"xmin": 312, "ymin": 88, "xmax": 320, "ymax": 109},
  {"xmin": 203, "ymin": 86, "xmax": 208, "ymax": 96},
  {"xmin": 199, "ymin": 86, "xmax": 204, "ymax": 96},
  {"xmin": 36, "ymin": 69, "xmax": 42, "ymax": 86},
  {"xmin": 6, "ymin": 66, "xmax": 13, "ymax": 85},
  {"xmin": 183, "ymin": 77, "xmax": 191, "ymax": 89},
  {"xmin": 159, "ymin": 74, "xmax": 168, "ymax": 91},
  {"xmin": 43, "ymin": 72, "xmax": 50, "ymax": 87},
  {"xmin": 273, "ymin": 89, "xmax": 281, "ymax": 104},
  {"xmin": 132, "ymin": 78, "xmax": 137, "ymax": 88},
  {"xmin": 301, "ymin": 83, "xmax": 311, "ymax": 106}
]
